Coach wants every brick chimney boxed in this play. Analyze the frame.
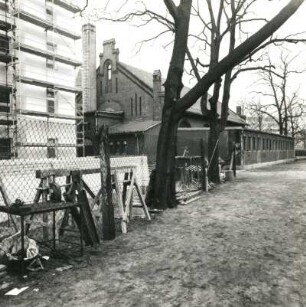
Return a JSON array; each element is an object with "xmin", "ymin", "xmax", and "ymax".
[
  {"xmin": 153, "ymin": 70, "xmax": 163, "ymax": 120},
  {"xmin": 82, "ymin": 23, "xmax": 97, "ymax": 113},
  {"xmin": 236, "ymin": 105, "xmax": 246, "ymax": 121}
]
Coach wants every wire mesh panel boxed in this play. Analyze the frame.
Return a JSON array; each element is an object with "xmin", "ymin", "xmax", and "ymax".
[
  {"xmin": 0, "ymin": 116, "xmax": 89, "ymax": 243},
  {"xmin": 175, "ymin": 156, "xmax": 202, "ymax": 192},
  {"xmin": 0, "ymin": 115, "xmax": 151, "ymax": 246}
]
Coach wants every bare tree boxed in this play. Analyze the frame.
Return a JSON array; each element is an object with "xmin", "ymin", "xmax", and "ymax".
[
  {"xmin": 88, "ymin": 0, "xmax": 305, "ymax": 209},
  {"xmin": 148, "ymin": 0, "xmax": 305, "ymax": 209},
  {"xmin": 186, "ymin": 1, "xmax": 306, "ymax": 182},
  {"xmin": 250, "ymin": 52, "xmax": 306, "ymax": 137},
  {"xmin": 244, "ymin": 100, "xmax": 265, "ymax": 131}
]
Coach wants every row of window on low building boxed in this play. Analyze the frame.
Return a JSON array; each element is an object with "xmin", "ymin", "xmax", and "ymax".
[{"xmin": 243, "ymin": 135, "xmax": 294, "ymax": 151}]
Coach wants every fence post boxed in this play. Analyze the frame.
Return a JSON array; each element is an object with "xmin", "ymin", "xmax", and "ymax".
[
  {"xmin": 233, "ymin": 145, "xmax": 237, "ymax": 177},
  {"xmin": 42, "ymin": 177, "xmax": 49, "ymax": 241},
  {"xmin": 201, "ymin": 139, "xmax": 209, "ymax": 192},
  {"xmin": 99, "ymin": 125, "xmax": 115, "ymax": 240}
]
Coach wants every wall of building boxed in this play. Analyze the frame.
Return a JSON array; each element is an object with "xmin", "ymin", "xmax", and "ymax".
[
  {"xmin": 177, "ymin": 128, "xmax": 240, "ymax": 162},
  {"xmin": 242, "ymin": 129, "xmax": 295, "ymax": 165},
  {"xmin": 143, "ymin": 124, "xmax": 160, "ymax": 163},
  {"xmin": 97, "ymin": 67, "xmax": 154, "ymax": 121},
  {"xmin": 178, "ymin": 115, "xmax": 206, "ymax": 128},
  {"xmin": 97, "ymin": 40, "xmax": 155, "ymax": 121}
]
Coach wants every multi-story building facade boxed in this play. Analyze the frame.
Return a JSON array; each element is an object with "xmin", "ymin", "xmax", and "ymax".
[{"xmin": 0, "ymin": 0, "xmax": 83, "ymax": 160}]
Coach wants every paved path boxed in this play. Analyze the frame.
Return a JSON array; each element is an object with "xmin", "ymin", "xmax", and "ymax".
[{"xmin": 3, "ymin": 160, "xmax": 306, "ymax": 307}]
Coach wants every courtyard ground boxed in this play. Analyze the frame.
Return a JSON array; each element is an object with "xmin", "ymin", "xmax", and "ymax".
[{"xmin": 2, "ymin": 160, "xmax": 306, "ymax": 307}]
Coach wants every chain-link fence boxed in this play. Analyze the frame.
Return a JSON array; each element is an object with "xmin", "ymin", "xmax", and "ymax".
[
  {"xmin": 1, "ymin": 116, "xmax": 218, "ymax": 257},
  {"xmin": 0, "ymin": 117, "xmax": 151, "ymax": 256}
]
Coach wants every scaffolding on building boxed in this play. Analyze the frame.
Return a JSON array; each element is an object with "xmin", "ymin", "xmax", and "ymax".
[{"xmin": 0, "ymin": 0, "xmax": 85, "ymax": 159}]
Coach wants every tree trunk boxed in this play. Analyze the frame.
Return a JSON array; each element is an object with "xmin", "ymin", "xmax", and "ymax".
[
  {"xmin": 207, "ymin": 80, "xmax": 222, "ymax": 183},
  {"xmin": 208, "ymin": 119, "xmax": 221, "ymax": 183},
  {"xmin": 150, "ymin": 110, "xmax": 178, "ymax": 209},
  {"xmin": 146, "ymin": 0, "xmax": 192, "ymax": 210}
]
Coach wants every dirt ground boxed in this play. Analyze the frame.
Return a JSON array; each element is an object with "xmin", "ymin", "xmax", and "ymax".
[{"xmin": 2, "ymin": 160, "xmax": 306, "ymax": 307}]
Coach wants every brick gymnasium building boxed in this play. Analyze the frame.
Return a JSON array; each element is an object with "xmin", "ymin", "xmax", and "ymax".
[{"xmin": 84, "ymin": 39, "xmax": 295, "ymax": 169}]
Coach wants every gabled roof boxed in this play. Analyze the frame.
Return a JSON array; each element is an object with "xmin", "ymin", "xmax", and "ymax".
[
  {"xmin": 118, "ymin": 62, "xmax": 153, "ymax": 90},
  {"xmin": 187, "ymin": 99, "xmax": 246, "ymax": 126},
  {"xmin": 101, "ymin": 62, "xmax": 245, "ymax": 126},
  {"xmin": 109, "ymin": 120, "xmax": 160, "ymax": 135}
]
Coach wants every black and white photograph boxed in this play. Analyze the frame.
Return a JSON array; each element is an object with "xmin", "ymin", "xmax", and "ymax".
[{"xmin": 0, "ymin": 0, "xmax": 306, "ymax": 306}]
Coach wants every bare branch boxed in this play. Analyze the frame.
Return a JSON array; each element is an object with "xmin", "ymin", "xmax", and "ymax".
[{"xmin": 231, "ymin": 65, "xmax": 284, "ymax": 82}]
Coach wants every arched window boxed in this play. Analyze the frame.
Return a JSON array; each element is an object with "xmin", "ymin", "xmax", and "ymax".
[
  {"xmin": 107, "ymin": 63, "xmax": 112, "ymax": 80},
  {"xmin": 179, "ymin": 119, "xmax": 191, "ymax": 128},
  {"xmin": 139, "ymin": 97, "xmax": 142, "ymax": 115},
  {"xmin": 130, "ymin": 98, "xmax": 133, "ymax": 116},
  {"xmin": 105, "ymin": 62, "xmax": 112, "ymax": 93}
]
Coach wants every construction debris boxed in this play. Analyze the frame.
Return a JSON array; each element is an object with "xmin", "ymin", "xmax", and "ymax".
[
  {"xmin": 5, "ymin": 286, "xmax": 29, "ymax": 296},
  {"xmin": 55, "ymin": 265, "xmax": 73, "ymax": 272}
]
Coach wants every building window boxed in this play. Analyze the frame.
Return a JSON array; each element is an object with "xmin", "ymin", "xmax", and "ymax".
[
  {"xmin": 45, "ymin": 3, "xmax": 53, "ymax": 22},
  {"xmin": 262, "ymin": 139, "xmax": 265, "ymax": 150},
  {"xmin": 0, "ymin": 36, "xmax": 9, "ymax": 55},
  {"xmin": 46, "ymin": 88, "xmax": 57, "ymax": 114},
  {"xmin": 109, "ymin": 142, "xmax": 114, "ymax": 155},
  {"xmin": 130, "ymin": 98, "xmax": 133, "ymax": 116},
  {"xmin": 46, "ymin": 41, "xmax": 57, "ymax": 52},
  {"xmin": 116, "ymin": 141, "xmax": 120, "ymax": 155},
  {"xmin": 0, "ymin": 91, "xmax": 10, "ymax": 113},
  {"xmin": 47, "ymin": 100, "xmax": 55, "ymax": 114},
  {"xmin": 100, "ymin": 80, "xmax": 102, "ymax": 95},
  {"xmin": 0, "ymin": 138, "xmax": 11, "ymax": 160},
  {"xmin": 135, "ymin": 93, "xmax": 138, "ymax": 116},
  {"xmin": 257, "ymin": 137, "xmax": 261, "ymax": 150},
  {"xmin": 247, "ymin": 137, "xmax": 251, "ymax": 151},
  {"xmin": 46, "ymin": 58, "xmax": 55, "ymax": 69},
  {"xmin": 107, "ymin": 63, "xmax": 112, "ymax": 80},
  {"xmin": 116, "ymin": 78, "xmax": 118, "ymax": 93},
  {"xmin": 47, "ymin": 138, "xmax": 57, "ymax": 158},
  {"xmin": 122, "ymin": 141, "xmax": 127, "ymax": 155},
  {"xmin": 252, "ymin": 137, "xmax": 256, "ymax": 151},
  {"xmin": 139, "ymin": 96, "xmax": 142, "ymax": 115},
  {"xmin": 105, "ymin": 62, "xmax": 112, "ymax": 93}
]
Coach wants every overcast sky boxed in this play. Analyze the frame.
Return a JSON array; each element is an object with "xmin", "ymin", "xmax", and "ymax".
[{"xmin": 81, "ymin": 0, "xmax": 306, "ymax": 110}]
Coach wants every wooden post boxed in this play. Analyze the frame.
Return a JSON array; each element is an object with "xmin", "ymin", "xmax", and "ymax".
[
  {"xmin": 201, "ymin": 139, "xmax": 208, "ymax": 192},
  {"xmin": 233, "ymin": 145, "xmax": 237, "ymax": 177},
  {"xmin": 59, "ymin": 175, "xmax": 72, "ymax": 235},
  {"xmin": 25, "ymin": 179, "xmax": 43, "ymax": 234},
  {"xmin": 113, "ymin": 171, "xmax": 127, "ymax": 234},
  {"xmin": 99, "ymin": 126, "xmax": 115, "ymax": 240},
  {"xmin": 42, "ymin": 178, "xmax": 49, "ymax": 241}
]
